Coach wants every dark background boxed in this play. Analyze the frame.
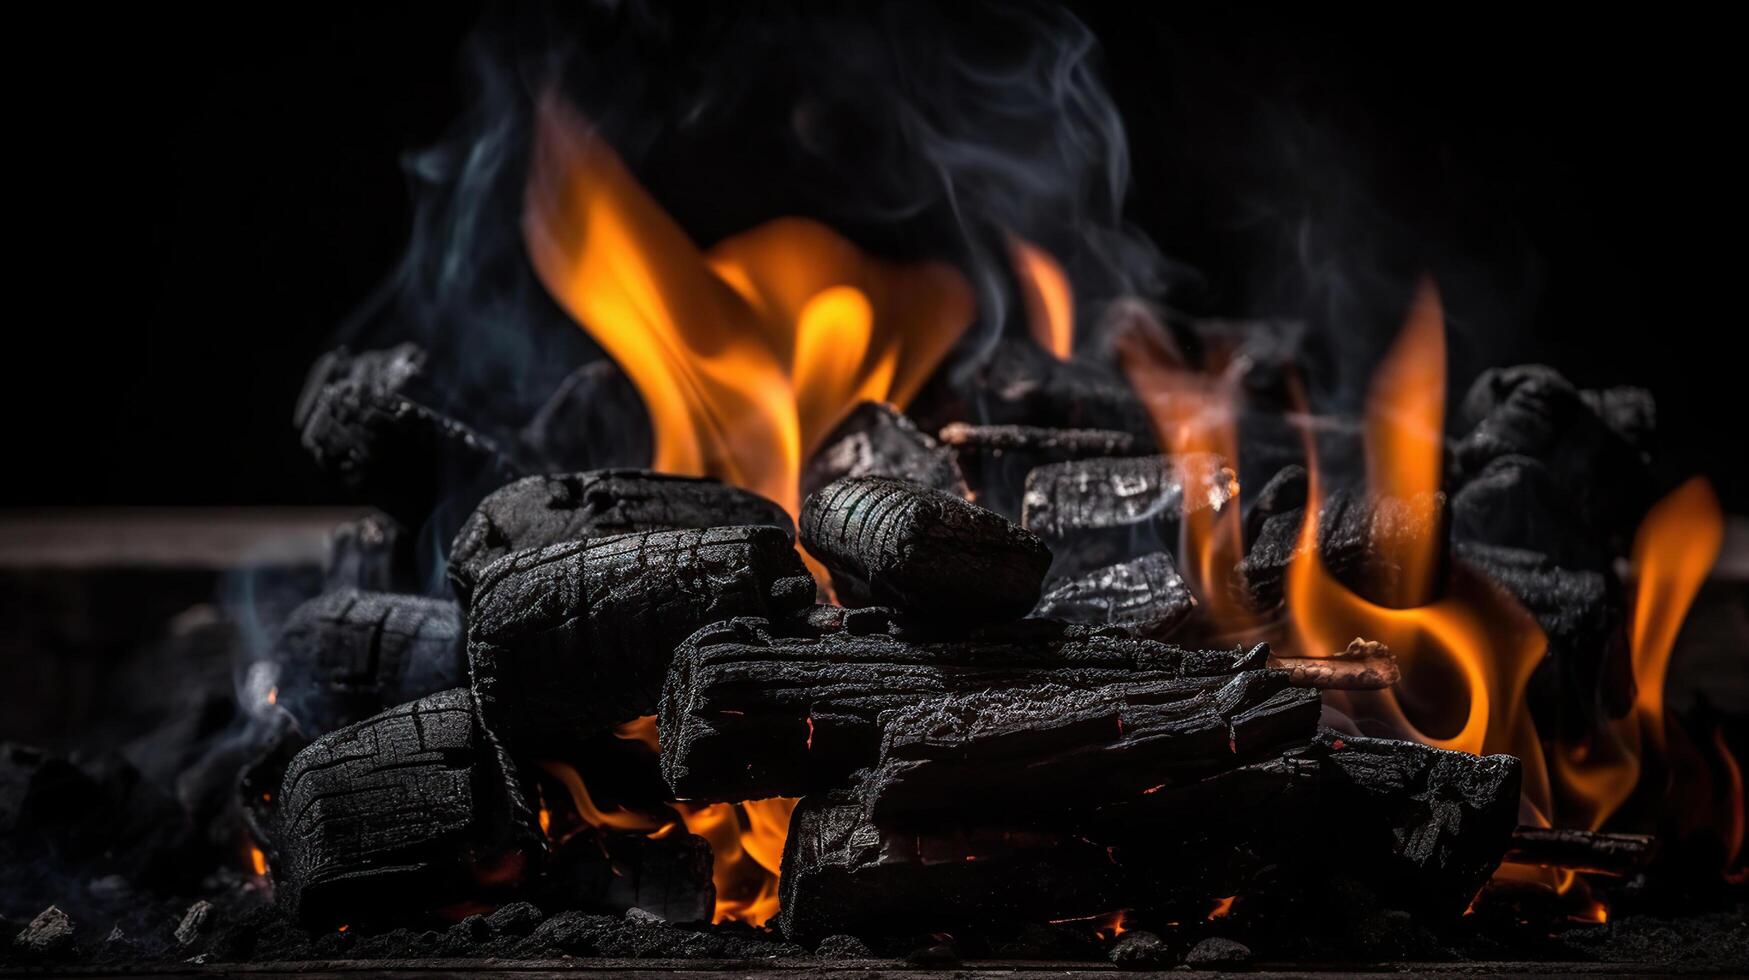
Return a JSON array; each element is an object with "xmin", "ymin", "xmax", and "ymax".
[{"xmin": 9, "ymin": 4, "xmax": 1743, "ymax": 509}]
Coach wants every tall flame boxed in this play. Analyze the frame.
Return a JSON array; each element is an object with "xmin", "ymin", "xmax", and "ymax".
[
  {"xmin": 524, "ymin": 95, "xmax": 974, "ymax": 516},
  {"xmin": 1627, "ymin": 477, "xmax": 1724, "ymax": 746}
]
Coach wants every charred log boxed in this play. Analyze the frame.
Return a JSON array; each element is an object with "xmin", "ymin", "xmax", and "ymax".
[
  {"xmin": 799, "ymin": 476, "xmax": 1051, "ymax": 621},
  {"xmin": 519, "ymin": 360, "xmax": 653, "ymax": 473},
  {"xmin": 776, "ymin": 794, "xmax": 1124, "ymax": 946},
  {"xmin": 1030, "ymin": 552, "xmax": 1195, "ymax": 640},
  {"xmin": 468, "ymin": 526, "xmax": 814, "ymax": 751},
  {"xmin": 1021, "ymin": 453, "xmax": 1236, "ymax": 577},
  {"xmin": 938, "ymin": 422, "xmax": 1142, "ymax": 518},
  {"xmin": 272, "ymin": 590, "xmax": 464, "ymax": 735},
  {"xmin": 802, "ymin": 401, "xmax": 967, "ymax": 501},
  {"xmin": 1450, "ymin": 455, "xmax": 1602, "ymax": 571},
  {"xmin": 860, "ymin": 672, "xmax": 1321, "ymax": 826},
  {"xmin": 274, "ymin": 689, "xmax": 541, "ymax": 928},
  {"xmin": 295, "ymin": 345, "xmax": 521, "ymax": 529},
  {"xmin": 448, "ymin": 470, "xmax": 793, "ymax": 605},
  {"xmin": 1503, "ymin": 827, "xmax": 1656, "ymax": 877},
  {"xmin": 658, "ymin": 616, "xmax": 1269, "ymax": 802},
  {"xmin": 1236, "ymin": 483, "xmax": 1446, "ymax": 610}
]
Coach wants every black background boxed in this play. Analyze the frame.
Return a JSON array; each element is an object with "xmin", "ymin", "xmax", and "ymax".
[{"xmin": 8, "ymin": 4, "xmax": 1743, "ymax": 509}]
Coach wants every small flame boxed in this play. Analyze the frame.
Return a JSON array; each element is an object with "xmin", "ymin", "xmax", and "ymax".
[
  {"xmin": 538, "ymin": 760, "xmax": 663, "ymax": 835},
  {"xmin": 1207, "ymin": 895, "xmax": 1236, "ymax": 919},
  {"xmin": 249, "ymin": 846, "xmax": 268, "ymax": 877},
  {"xmin": 673, "ymin": 798, "xmax": 795, "ymax": 926},
  {"xmin": 1628, "ymin": 477, "xmax": 1724, "ymax": 746},
  {"xmin": 1117, "ymin": 311, "xmax": 1249, "ymax": 630},
  {"xmin": 1011, "ymin": 237, "xmax": 1073, "ymax": 360},
  {"xmin": 613, "ymin": 715, "xmax": 661, "ymax": 753},
  {"xmin": 265, "ymin": 686, "xmax": 277, "ymax": 706},
  {"xmin": 525, "ymin": 95, "xmax": 973, "ymax": 516}
]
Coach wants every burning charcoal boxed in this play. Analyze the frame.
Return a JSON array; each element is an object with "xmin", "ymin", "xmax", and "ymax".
[
  {"xmin": 938, "ymin": 422, "xmax": 1143, "ymax": 517},
  {"xmin": 1450, "ymin": 455, "xmax": 1601, "ymax": 570},
  {"xmin": 910, "ymin": 337, "xmax": 1155, "ymax": 437},
  {"xmin": 1454, "ymin": 364, "xmax": 1653, "ymax": 544},
  {"xmin": 1031, "ymin": 552, "xmax": 1195, "ymax": 640},
  {"xmin": 860, "ymin": 673, "xmax": 1321, "ymax": 826},
  {"xmin": 323, "ymin": 513, "xmax": 417, "ymax": 593},
  {"xmin": 1503, "ymin": 827, "xmax": 1656, "ymax": 878},
  {"xmin": 1236, "ymin": 484, "xmax": 1446, "ymax": 610},
  {"xmin": 238, "ymin": 706, "xmax": 309, "ymax": 856},
  {"xmin": 1454, "ymin": 542, "xmax": 1631, "ymax": 736},
  {"xmin": 659, "ymin": 616, "xmax": 1271, "ymax": 802},
  {"xmin": 448, "ymin": 470, "xmax": 793, "ymax": 605},
  {"xmin": 296, "ymin": 344, "xmax": 522, "ymax": 529},
  {"xmin": 802, "ymin": 401, "xmax": 968, "ymax": 501},
  {"xmin": 468, "ymin": 526, "xmax": 814, "ymax": 751},
  {"xmin": 519, "ymin": 359, "xmax": 654, "ymax": 473},
  {"xmin": 1308, "ymin": 730, "xmax": 1520, "ymax": 917},
  {"xmin": 272, "ymin": 590, "xmax": 464, "ymax": 735},
  {"xmin": 275, "ymin": 689, "xmax": 541, "ymax": 927},
  {"xmin": 1021, "ymin": 453, "xmax": 1236, "ymax": 576},
  {"xmin": 536, "ymin": 832, "xmax": 716, "ymax": 925},
  {"xmin": 776, "ymin": 795, "xmax": 1125, "ymax": 946},
  {"xmin": 800, "ymin": 476, "xmax": 1051, "ymax": 621},
  {"xmin": 1268, "ymin": 638, "xmax": 1401, "ymax": 690}
]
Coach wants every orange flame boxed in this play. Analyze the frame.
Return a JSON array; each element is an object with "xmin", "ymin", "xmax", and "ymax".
[
  {"xmin": 674, "ymin": 798, "xmax": 795, "ymax": 926},
  {"xmin": 249, "ymin": 846, "xmax": 268, "ymax": 877},
  {"xmin": 524, "ymin": 95, "xmax": 973, "ymax": 516},
  {"xmin": 1363, "ymin": 278, "xmax": 1446, "ymax": 606},
  {"xmin": 1207, "ymin": 895, "xmax": 1236, "ymax": 919},
  {"xmin": 1628, "ymin": 477, "xmax": 1724, "ymax": 746},
  {"xmin": 1011, "ymin": 238, "xmax": 1073, "ymax": 360},
  {"xmin": 538, "ymin": 760, "xmax": 664, "ymax": 835},
  {"xmin": 1116, "ymin": 311, "xmax": 1249, "ymax": 630}
]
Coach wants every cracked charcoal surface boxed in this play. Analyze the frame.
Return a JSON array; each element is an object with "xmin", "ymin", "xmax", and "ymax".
[
  {"xmin": 448, "ymin": 470, "xmax": 793, "ymax": 604},
  {"xmin": 1022, "ymin": 453, "xmax": 1235, "ymax": 577},
  {"xmin": 468, "ymin": 525, "xmax": 814, "ymax": 750},
  {"xmin": 1032, "ymin": 551, "xmax": 1195, "ymax": 639},
  {"xmin": 272, "ymin": 589, "xmax": 464, "ymax": 735},
  {"xmin": 802, "ymin": 400, "xmax": 968, "ymax": 501},
  {"xmin": 274, "ymin": 689, "xmax": 540, "ymax": 928},
  {"xmin": 800, "ymin": 476, "xmax": 1051, "ymax": 621}
]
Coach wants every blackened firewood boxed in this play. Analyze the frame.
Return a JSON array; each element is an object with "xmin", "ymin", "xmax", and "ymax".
[
  {"xmin": 938, "ymin": 422, "xmax": 1143, "ymax": 518},
  {"xmin": 1243, "ymin": 463, "xmax": 1307, "ymax": 548},
  {"xmin": 275, "ymin": 689, "xmax": 542, "ymax": 927},
  {"xmin": 1307, "ymin": 730, "xmax": 1520, "ymax": 916},
  {"xmin": 448, "ymin": 470, "xmax": 793, "ymax": 605},
  {"xmin": 296, "ymin": 345, "xmax": 521, "ymax": 529},
  {"xmin": 1031, "ymin": 552, "xmax": 1194, "ymax": 640},
  {"xmin": 518, "ymin": 359, "xmax": 653, "ymax": 473},
  {"xmin": 658, "ymin": 616, "xmax": 1270, "ymax": 802},
  {"xmin": 800, "ymin": 476, "xmax": 1051, "ymax": 621},
  {"xmin": 1236, "ymin": 484, "xmax": 1446, "ymax": 610},
  {"xmin": 1450, "ymin": 455, "xmax": 1601, "ymax": 570},
  {"xmin": 910, "ymin": 337, "xmax": 1156, "ymax": 437},
  {"xmin": 1503, "ymin": 827, "xmax": 1656, "ymax": 877},
  {"xmin": 1267, "ymin": 638, "xmax": 1401, "ymax": 690},
  {"xmin": 1454, "ymin": 364, "xmax": 1653, "ymax": 544},
  {"xmin": 1454, "ymin": 542, "xmax": 1631, "ymax": 737},
  {"xmin": 776, "ymin": 794, "xmax": 1125, "ymax": 946},
  {"xmin": 322, "ymin": 513, "xmax": 417, "ymax": 594},
  {"xmin": 802, "ymin": 401, "xmax": 967, "ymax": 501},
  {"xmin": 272, "ymin": 590, "xmax": 464, "ymax": 735},
  {"xmin": 468, "ymin": 526, "xmax": 814, "ymax": 751},
  {"xmin": 1021, "ymin": 453, "xmax": 1237, "ymax": 576},
  {"xmin": 860, "ymin": 672, "xmax": 1320, "ymax": 825}
]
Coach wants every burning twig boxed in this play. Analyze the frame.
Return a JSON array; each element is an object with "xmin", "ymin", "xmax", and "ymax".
[
  {"xmin": 1502, "ymin": 827, "xmax": 1657, "ymax": 878},
  {"xmin": 1269, "ymin": 638, "xmax": 1402, "ymax": 690}
]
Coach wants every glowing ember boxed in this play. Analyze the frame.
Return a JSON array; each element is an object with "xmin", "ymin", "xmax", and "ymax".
[
  {"xmin": 249, "ymin": 846, "xmax": 268, "ymax": 877},
  {"xmin": 1011, "ymin": 237, "xmax": 1074, "ymax": 360},
  {"xmin": 524, "ymin": 95, "xmax": 974, "ymax": 517},
  {"xmin": 1208, "ymin": 894, "xmax": 1236, "ymax": 919}
]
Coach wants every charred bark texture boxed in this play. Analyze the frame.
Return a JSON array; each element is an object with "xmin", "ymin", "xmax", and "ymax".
[
  {"xmin": 658, "ymin": 616, "xmax": 1269, "ymax": 802},
  {"xmin": 1031, "ymin": 552, "xmax": 1195, "ymax": 640},
  {"xmin": 776, "ymin": 794, "xmax": 1124, "ymax": 946},
  {"xmin": 938, "ymin": 422, "xmax": 1143, "ymax": 518},
  {"xmin": 274, "ymin": 689, "xmax": 541, "ymax": 928},
  {"xmin": 296, "ymin": 345, "xmax": 521, "ymax": 529},
  {"xmin": 1236, "ymin": 483, "xmax": 1446, "ymax": 610},
  {"xmin": 1503, "ymin": 827, "xmax": 1656, "ymax": 877},
  {"xmin": 1021, "ymin": 453, "xmax": 1236, "ymax": 577},
  {"xmin": 468, "ymin": 526, "xmax": 814, "ymax": 751},
  {"xmin": 272, "ymin": 590, "xmax": 464, "ymax": 735},
  {"xmin": 799, "ymin": 476, "xmax": 1051, "ymax": 622},
  {"xmin": 860, "ymin": 672, "xmax": 1320, "ymax": 825},
  {"xmin": 802, "ymin": 401, "xmax": 968, "ymax": 502},
  {"xmin": 448, "ymin": 471, "xmax": 793, "ymax": 605}
]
